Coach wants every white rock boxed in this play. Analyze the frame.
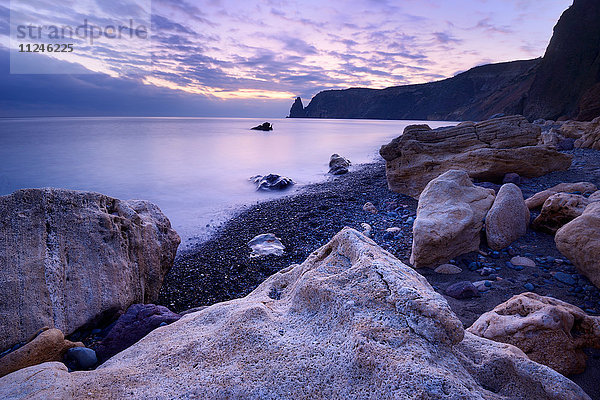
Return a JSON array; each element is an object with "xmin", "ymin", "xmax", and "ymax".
[{"xmin": 248, "ymin": 233, "xmax": 285, "ymax": 257}]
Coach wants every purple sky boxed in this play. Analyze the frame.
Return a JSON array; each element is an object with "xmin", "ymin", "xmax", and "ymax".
[{"xmin": 0, "ymin": 0, "xmax": 573, "ymax": 117}]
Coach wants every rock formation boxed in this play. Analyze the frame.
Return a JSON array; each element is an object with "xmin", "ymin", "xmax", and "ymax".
[
  {"xmin": 379, "ymin": 116, "xmax": 572, "ymax": 198},
  {"xmin": 525, "ymin": 182, "xmax": 597, "ymax": 209},
  {"xmin": 0, "ymin": 188, "xmax": 180, "ymax": 352},
  {"xmin": 468, "ymin": 292, "xmax": 600, "ymax": 376},
  {"xmin": 532, "ymin": 193, "xmax": 590, "ymax": 234},
  {"xmin": 556, "ymin": 201, "xmax": 600, "ymax": 289},
  {"xmin": 0, "ymin": 228, "xmax": 589, "ymax": 399},
  {"xmin": 485, "ymin": 183, "xmax": 530, "ymax": 250},
  {"xmin": 410, "ymin": 170, "xmax": 495, "ymax": 268},
  {"xmin": 288, "ymin": 97, "xmax": 306, "ymax": 118}
]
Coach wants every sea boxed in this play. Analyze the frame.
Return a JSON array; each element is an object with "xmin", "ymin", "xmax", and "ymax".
[{"xmin": 0, "ymin": 117, "xmax": 452, "ymax": 248}]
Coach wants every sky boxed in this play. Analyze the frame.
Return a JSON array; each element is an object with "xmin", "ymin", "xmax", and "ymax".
[{"xmin": 0, "ymin": 0, "xmax": 573, "ymax": 117}]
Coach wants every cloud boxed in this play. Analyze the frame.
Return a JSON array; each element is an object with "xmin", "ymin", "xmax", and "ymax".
[{"xmin": 433, "ymin": 31, "xmax": 462, "ymax": 44}]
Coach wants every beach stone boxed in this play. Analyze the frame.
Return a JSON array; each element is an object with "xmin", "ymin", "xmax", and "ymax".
[
  {"xmin": 445, "ymin": 281, "xmax": 480, "ymax": 299},
  {"xmin": 434, "ymin": 264, "xmax": 462, "ymax": 274},
  {"xmin": 362, "ymin": 202, "xmax": 377, "ymax": 214},
  {"xmin": 525, "ymin": 182, "xmax": 597, "ymax": 209},
  {"xmin": 554, "ymin": 272, "xmax": 576, "ymax": 286},
  {"xmin": 252, "ymin": 174, "xmax": 294, "ymax": 191},
  {"xmin": 556, "ymin": 201, "xmax": 600, "ymax": 289},
  {"xmin": 379, "ymin": 116, "xmax": 573, "ymax": 198},
  {"xmin": 0, "ymin": 328, "xmax": 83, "ymax": 378},
  {"xmin": 468, "ymin": 292, "xmax": 600, "ymax": 376},
  {"xmin": 0, "ymin": 188, "xmax": 180, "ymax": 351},
  {"xmin": 532, "ymin": 193, "xmax": 590, "ymax": 234},
  {"xmin": 485, "ymin": 183, "xmax": 530, "ymax": 250},
  {"xmin": 64, "ymin": 347, "xmax": 97, "ymax": 370},
  {"xmin": 410, "ymin": 170, "xmax": 495, "ymax": 268},
  {"xmin": 328, "ymin": 154, "xmax": 351, "ymax": 175},
  {"xmin": 385, "ymin": 227, "xmax": 401, "ymax": 233},
  {"xmin": 510, "ymin": 256, "xmax": 536, "ymax": 268},
  {"xmin": 1, "ymin": 228, "xmax": 588, "ymax": 400},
  {"xmin": 248, "ymin": 233, "xmax": 285, "ymax": 257},
  {"xmin": 473, "ymin": 280, "xmax": 492, "ymax": 292},
  {"xmin": 94, "ymin": 304, "xmax": 181, "ymax": 363}
]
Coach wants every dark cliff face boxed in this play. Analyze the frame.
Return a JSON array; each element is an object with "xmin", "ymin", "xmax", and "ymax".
[
  {"xmin": 291, "ymin": 0, "xmax": 600, "ymax": 122},
  {"xmin": 524, "ymin": 0, "xmax": 600, "ymax": 121},
  {"xmin": 299, "ymin": 59, "xmax": 539, "ymax": 121},
  {"xmin": 289, "ymin": 97, "xmax": 306, "ymax": 118}
]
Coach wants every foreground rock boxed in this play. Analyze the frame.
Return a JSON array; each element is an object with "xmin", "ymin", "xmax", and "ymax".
[
  {"xmin": 0, "ymin": 228, "xmax": 589, "ymax": 399},
  {"xmin": 328, "ymin": 154, "xmax": 351, "ymax": 175},
  {"xmin": 525, "ymin": 181, "xmax": 597, "ymax": 209},
  {"xmin": 95, "ymin": 304, "xmax": 181, "ymax": 363},
  {"xmin": 468, "ymin": 293, "xmax": 600, "ymax": 376},
  {"xmin": 411, "ymin": 170, "xmax": 495, "ymax": 268},
  {"xmin": 532, "ymin": 193, "xmax": 589, "ymax": 234},
  {"xmin": 0, "ymin": 189, "xmax": 180, "ymax": 352},
  {"xmin": 556, "ymin": 201, "xmax": 600, "ymax": 288},
  {"xmin": 251, "ymin": 174, "xmax": 295, "ymax": 191},
  {"xmin": 485, "ymin": 183, "xmax": 530, "ymax": 250},
  {"xmin": 0, "ymin": 328, "xmax": 82, "ymax": 378},
  {"xmin": 379, "ymin": 116, "xmax": 573, "ymax": 198}
]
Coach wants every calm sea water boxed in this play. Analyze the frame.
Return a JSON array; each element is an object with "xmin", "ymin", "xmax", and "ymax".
[{"xmin": 0, "ymin": 117, "xmax": 452, "ymax": 247}]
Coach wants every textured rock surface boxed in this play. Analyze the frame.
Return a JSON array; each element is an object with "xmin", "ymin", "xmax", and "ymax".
[
  {"xmin": 525, "ymin": 182, "xmax": 597, "ymax": 209},
  {"xmin": 95, "ymin": 304, "xmax": 181, "ymax": 363},
  {"xmin": 0, "ymin": 228, "xmax": 589, "ymax": 400},
  {"xmin": 0, "ymin": 328, "xmax": 82, "ymax": 378},
  {"xmin": 328, "ymin": 154, "xmax": 351, "ymax": 175},
  {"xmin": 574, "ymin": 117, "xmax": 600, "ymax": 150},
  {"xmin": 0, "ymin": 188, "xmax": 180, "ymax": 351},
  {"xmin": 532, "ymin": 193, "xmax": 590, "ymax": 234},
  {"xmin": 380, "ymin": 116, "xmax": 572, "ymax": 198},
  {"xmin": 410, "ymin": 170, "xmax": 495, "ymax": 268},
  {"xmin": 556, "ymin": 201, "xmax": 600, "ymax": 289},
  {"xmin": 468, "ymin": 292, "xmax": 600, "ymax": 376},
  {"xmin": 485, "ymin": 183, "xmax": 530, "ymax": 250}
]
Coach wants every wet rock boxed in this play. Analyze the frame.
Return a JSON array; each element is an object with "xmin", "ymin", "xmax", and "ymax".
[
  {"xmin": 250, "ymin": 122, "xmax": 273, "ymax": 131},
  {"xmin": 248, "ymin": 233, "xmax": 285, "ymax": 257},
  {"xmin": 251, "ymin": 174, "xmax": 294, "ymax": 191},
  {"xmin": 410, "ymin": 170, "xmax": 495, "ymax": 268},
  {"xmin": 94, "ymin": 304, "xmax": 181, "ymax": 363},
  {"xmin": 468, "ymin": 292, "xmax": 600, "ymax": 376},
  {"xmin": 328, "ymin": 154, "xmax": 351, "ymax": 175},
  {"xmin": 1, "ymin": 228, "xmax": 587, "ymax": 399},
  {"xmin": 485, "ymin": 183, "xmax": 530, "ymax": 250}
]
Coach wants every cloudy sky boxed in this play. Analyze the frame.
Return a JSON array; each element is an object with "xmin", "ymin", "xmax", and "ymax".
[{"xmin": 0, "ymin": 0, "xmax": 572, "ymax": 117}]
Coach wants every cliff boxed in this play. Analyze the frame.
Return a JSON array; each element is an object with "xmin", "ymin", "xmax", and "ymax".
[{"xmin": 290, "ymin": 0, "xmax": 600, "ymax": 122}]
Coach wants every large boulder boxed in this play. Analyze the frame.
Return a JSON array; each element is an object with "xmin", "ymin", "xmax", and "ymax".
[
  {"xmin": 0, "ymin": 228, "xmax": 589, "ymax": 399},
  {"xmin": 525, "ymin": 181, "xmax": 598, "ymax": 209},
  {"xmin": 532, "ymin": 193, "xmax": 590, "ymax": 234},
  {"xmin": 379, "ymin": 116, "xmax": 573, "ymax": 198},
  {"xmin": 468, "ymin": 293, "xmax": 600, "ymax": 376},
  {"xmin": 574, "ymin": 117, "xmax": 600, "ymax": 149},
  {"xmin": 556, "ymin": 201, "xmax": 600, "ymax": 288},
  {"xmin": 485, "ymin": 183, "xmax": 530, "ymax": 250},
  {"xmin": 0, "ymin": 328, "xmax": 82, "ymax": 378},
  {"xmin": 0, "ymin": 188, "xmax": 180, "ymax": 352},
  {"xmin": 410, "ymin": 170, "xmax": 495, "ymax": 268}
]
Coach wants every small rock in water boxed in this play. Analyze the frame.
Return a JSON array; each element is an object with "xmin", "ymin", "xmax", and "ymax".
[
  {"xmin": 434, "ymin": 264, "xmax": 462, "ymax": 274},
  {"xmin": 362, "ymin": 202, "xmax": 378, "ymax": 214},
  {"xmin": 64, "ymin": 347, "xmax": 97, "ymax": 370},
  {"xmin": 510, "ymin": 256, "xmax": 536, "ymax": 268},
  {"xmin": 328, "ymin": 154, "xmax": 351, "ymax": 175},
  {"xmin": 248, "ymin": 233, "xmax": 285, "ymax": 257},
  {"xmin": 250, "ymin": 122, "xmax": 273, "ymax": 131},
  {"xmin": 251, "ymin": 174, "xmax": 294, "ymax": 191},
  {"xmin": 445, "ymin": 281, "xmax": 480, "ymax": 299}
]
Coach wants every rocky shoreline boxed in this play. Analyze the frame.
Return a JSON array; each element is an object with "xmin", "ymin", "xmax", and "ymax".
[{"xmin": 158, "ymin": 148, "xmax": 600, "ymax": 397}]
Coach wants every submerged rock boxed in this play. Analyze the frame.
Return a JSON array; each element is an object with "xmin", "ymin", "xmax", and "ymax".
[
  {"xmin": 468, "ymin": 292, "xmax": 600, "ymax": 376},
  {"xmin": 0, "ymin": 228, "xmax": 589, "ymax": 399},
  {"xmin": 0, "ymin": 189, "xmax": 180, "ymax": 352},
  {"xmin": 328, "ymin": 154, "xmax": 351, "ymax": 175},
  {"xmin": 247, "ymin": 233, "xmax": 285, "ymax": 257},
  {"xmin": 251, "ymin": 174, "xmax": 295, "ymax": 191},
  {"xmin": 410, "ymin": 170, "xmax": 495, "ymax": 268},
  {"xmin": 250, "ymin": 122, "xmax": 273, "ymax": 131},
  {"xmin": 379, "ymin": 116, "xmax": 573, "ymax": 198}
]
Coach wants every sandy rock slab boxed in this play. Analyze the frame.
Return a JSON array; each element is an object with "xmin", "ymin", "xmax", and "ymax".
[
  {"xmin": 0, "ymin": 188, "xmax": 180, "ymax": 351},
  {"xmin": 468, "ymin": 292, "xmax": 600, "ymax": 376},
  {"xmin": 411, "ymin": 170, "xmax": 495, "ymax": 268},
  {"xmin": 0, "ymin": 228, "xmax": 589, "ymax": 400}
]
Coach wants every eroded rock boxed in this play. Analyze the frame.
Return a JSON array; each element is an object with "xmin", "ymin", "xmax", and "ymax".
[
  {"xmin": 468, "ymin": 292, "xmax": 600, "ymax": 375},
  {"xmin": 525, "ymin": 182, "xmax": 597, "ymax": 209},
  {"xmin": 410, "ymin": 170, "xmax": 495, "ymax": 268},
  {"xmin": 0, "ymin": 228, "xmax": 589, "ymax": 400},
  {"xmin": 485, "ymin": 183, "xmax": 530, "ymax": 250},
  {"xmin": 532, "ymin": 193, "xmax": 589, "ymax": 234}
]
